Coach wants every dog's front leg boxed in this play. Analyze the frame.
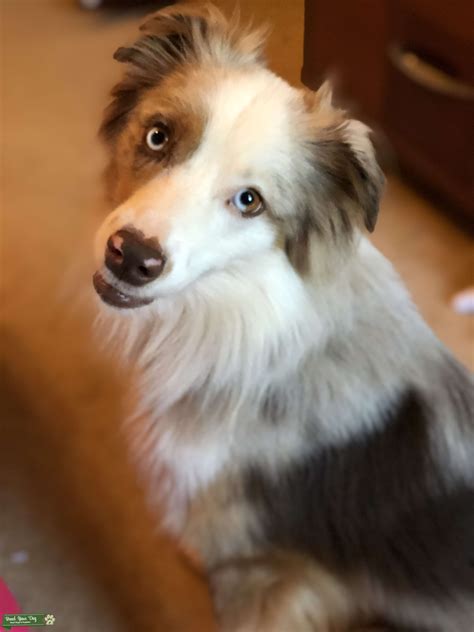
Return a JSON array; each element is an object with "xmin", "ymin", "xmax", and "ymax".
[
  {"xmin": 208, "ymin": 552, "xmax": 354, "ymax": 632},
  {"xmin": 180, "ymin": 476, "xmax": 355, "ymax": 631}
]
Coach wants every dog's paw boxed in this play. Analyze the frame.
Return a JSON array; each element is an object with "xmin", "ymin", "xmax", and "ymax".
[{"xmin": 211, "ymin": 555, "xmax": 352, "ymax": 632}]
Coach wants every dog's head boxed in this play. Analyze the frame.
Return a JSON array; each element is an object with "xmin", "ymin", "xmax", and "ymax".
[{"xmin": 93, "ymin": 3, "xmax": 383, "ymax": 310}]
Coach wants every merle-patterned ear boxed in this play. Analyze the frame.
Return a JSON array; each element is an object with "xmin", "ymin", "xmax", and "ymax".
[
  {"xmin": 112, "ymin": 4, "xmax": 226, "ymax": 85},
  {"xmin": 305, "ymin": 82, "xmax": 385, "ymax": 235},
  {"xmin": 99, "ymin": 3, "xmax": 267, "ymax": 143}
]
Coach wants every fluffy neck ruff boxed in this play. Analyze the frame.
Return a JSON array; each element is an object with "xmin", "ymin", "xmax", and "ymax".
[{"xmin": 97, "ymin": 249, "xmax": 322, "ymax": 419}]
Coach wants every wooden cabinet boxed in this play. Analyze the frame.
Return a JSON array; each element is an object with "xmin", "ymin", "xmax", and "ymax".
[{"xmin": 302, "ymin": 0, "xmax": 474, "ymax": 221}]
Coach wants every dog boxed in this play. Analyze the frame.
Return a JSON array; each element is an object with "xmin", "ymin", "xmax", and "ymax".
[{"xmin": 92, "ymin": 4, "xmax": 474, "ymax": 630}]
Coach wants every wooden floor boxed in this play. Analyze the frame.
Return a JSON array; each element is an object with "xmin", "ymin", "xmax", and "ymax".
[{"xmin": 1, "ymin": 1, "xmax": 473, "ymax": 630}]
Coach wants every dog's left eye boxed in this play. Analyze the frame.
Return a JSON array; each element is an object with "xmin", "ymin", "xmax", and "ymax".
[
  {"xmin": 231, "ymin": 188, "xmax": 264, "ymax": 218},
  {"xmin": 145, "ymin": 125, "xmax": 169, "ymax": 151}
]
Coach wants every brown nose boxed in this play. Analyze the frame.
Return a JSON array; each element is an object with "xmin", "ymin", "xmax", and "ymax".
[{"xmin": 105, "ymin": 229, "xmax": 166, "ymax": 286}]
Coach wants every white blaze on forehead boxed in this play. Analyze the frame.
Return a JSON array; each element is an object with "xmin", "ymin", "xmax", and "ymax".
[
  {"xmin": 192, "ymin": 68, "xmax": 301, "ymax": 188},
  {"xmin": 143, "ymin": 69, "xmax": 301, "ymax": 264}
]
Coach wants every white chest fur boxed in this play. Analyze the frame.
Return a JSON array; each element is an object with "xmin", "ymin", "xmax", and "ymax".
[{"xmin": 152, "ymin": 420, "xmax": 231, "ymax": 534}]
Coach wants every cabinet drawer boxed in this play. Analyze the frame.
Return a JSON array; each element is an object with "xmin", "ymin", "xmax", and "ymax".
[{"xmin": 384, "ymin": 1, "xmax": 474, "ymax": 214}]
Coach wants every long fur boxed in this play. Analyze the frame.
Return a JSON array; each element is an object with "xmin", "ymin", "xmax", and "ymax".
[{"xmin": 93, "ymin": 4, "xmax": 474, "ymax": 630}]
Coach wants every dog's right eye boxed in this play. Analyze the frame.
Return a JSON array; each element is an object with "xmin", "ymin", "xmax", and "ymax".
[{"xmin": 145, "ymin": 125, "xmax": 169, "ymax": 151}]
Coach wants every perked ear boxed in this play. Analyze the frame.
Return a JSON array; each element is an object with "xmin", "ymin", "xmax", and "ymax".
[
  {"xmin": 304, "ymin": 82, "xmax": 385, "ymax": 235},
  {"xmin": 100, "ymin": 3, "xmax": 267, "ymax": 143}
]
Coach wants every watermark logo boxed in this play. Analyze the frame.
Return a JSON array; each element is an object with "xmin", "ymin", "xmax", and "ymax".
[{"xmin": 2, "ymin": 613, "xmax": 55, "ymax": 629}]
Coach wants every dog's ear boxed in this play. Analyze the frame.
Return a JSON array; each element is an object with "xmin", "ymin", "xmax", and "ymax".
[
  {"xmin": 100, "ymin": 3, "xmax": 267, "ymax": 143},
  {"xmin": 304, "ymin": 82, "xmax": 384, "ymax": 235},
  {"xmin": 284, "ymin": 83, "xmax": 384, "ymax": 274}
]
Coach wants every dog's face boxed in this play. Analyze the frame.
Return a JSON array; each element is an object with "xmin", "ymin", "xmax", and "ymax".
[{"xmin": 93, "ymin": 4, "xmax": 383, "ymax": 310}]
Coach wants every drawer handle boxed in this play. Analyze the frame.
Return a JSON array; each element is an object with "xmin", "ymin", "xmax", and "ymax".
[{"xmin": 388, "ymin": 44, "xmax": 474, "ymax": 101}]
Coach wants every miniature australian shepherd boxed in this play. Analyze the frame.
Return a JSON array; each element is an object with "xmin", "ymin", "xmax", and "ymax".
[{"xmin": 92, "ymin": 4, "xmax": 474, "ymax": 630}]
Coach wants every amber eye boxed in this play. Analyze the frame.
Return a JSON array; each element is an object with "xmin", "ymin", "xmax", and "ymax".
[
  {"xmin": 145, "ymin": 125, "xmax": 169, "ymax": 151},
  {"xmin": 231, "ymin": 188, "xmax": 264, "ymax": 217}
]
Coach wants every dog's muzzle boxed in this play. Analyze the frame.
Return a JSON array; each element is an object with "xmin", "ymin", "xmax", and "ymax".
[{"xmin": 93, "ymin": 228, "xmax": 166, "ymax": 309}]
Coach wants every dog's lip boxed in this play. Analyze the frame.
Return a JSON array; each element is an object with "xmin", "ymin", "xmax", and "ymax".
[{"xmin": 92, "ymin": 272, "xmax": 154, "ymax": 309}]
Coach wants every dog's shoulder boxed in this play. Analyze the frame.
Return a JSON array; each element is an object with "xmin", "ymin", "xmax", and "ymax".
[{"xmin": 243, "ymin": 361, "xmax": 474, "ymax": 599}]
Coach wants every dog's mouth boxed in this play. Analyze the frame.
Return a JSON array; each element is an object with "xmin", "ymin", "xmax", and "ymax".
[{"xmin": 92, "ymin": 272, "xmax": 154, "ymax": 309}]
